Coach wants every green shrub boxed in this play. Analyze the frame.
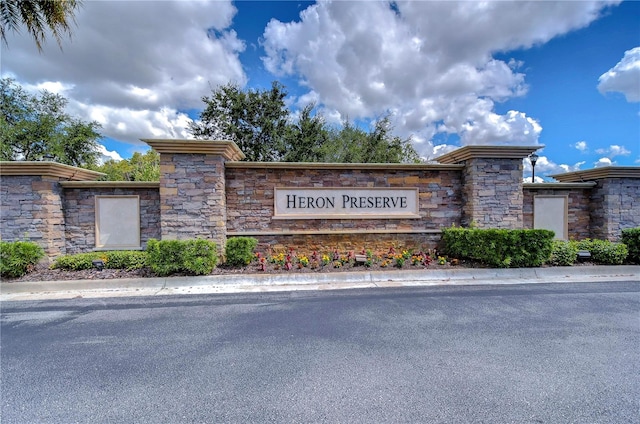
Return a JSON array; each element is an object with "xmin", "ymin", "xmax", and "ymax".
[
  {"xmin": 547, "ymin": 240, "xmax": 579, "ymax": 266},
  {"xmin": 0, "ymin": 241, "xmax": 45, "ymax": 278},
  {"xmin": 52, "ymin": 252, "xmax": 102, "ymax": 270},
  {"xmin": 621, "ymin": 228, "xmax": 640, "ymax": 264},
  {"xmin": 575, "ymin": 239, "xmax": 628, "ymax": 265},
  {"xmin": 52, "ymin": 250, "xmax": 148, "ymax": 271},
  {"xmin": 51, "ymin": 250, "xmax": 147, "ymax": 271},
  {"xmin": 103, "ymin": 250, "xmax": 147, "ymax": 270},
  {"xmin": 441, "ymin": 227, "xmax": 554, "ymax": 268},
  {"xmin": 146, "ymin": 238, "xmax": 218, "ymax": 276},
  {"xmin": 225, "ymin": 237, "xmax": 258, "ymax": 267}
]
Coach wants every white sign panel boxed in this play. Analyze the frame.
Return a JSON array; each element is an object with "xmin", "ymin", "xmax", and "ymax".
[
  {"xmin": 274, "ymin": 187, "xmax": 420, "ymax": 219},
  {"xmin": 534, "ymin": 195, "xmax": 568, "ymax": 240},
  {"xmin": 95, "ymin": 196, "xmax": 141, "ymax": 248}
]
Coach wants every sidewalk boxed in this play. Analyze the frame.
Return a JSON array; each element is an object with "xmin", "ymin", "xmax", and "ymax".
[{"xmin": 2, "ymin": 265, "xmax": 638, "ymax": 301}]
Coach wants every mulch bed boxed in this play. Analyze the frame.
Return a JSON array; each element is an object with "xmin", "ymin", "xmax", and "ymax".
[{"xmin": 3, "ymin": 259, "xmax": 486, "ymax": 283}]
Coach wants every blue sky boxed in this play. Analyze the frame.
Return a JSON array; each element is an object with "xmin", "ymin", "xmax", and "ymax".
[{"xmin": 2, "ymin": 0, "xmax": 638, "ymax": 180}]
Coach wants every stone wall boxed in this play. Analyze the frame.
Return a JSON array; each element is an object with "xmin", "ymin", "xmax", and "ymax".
[
  {"xmin": 159, "ymin": 153, "xmax": 226, "ymax": 242},
  {"xmin": 2, "ymin": 144, "xmax": 637, "ymax": 261},
  {"xmin": 550, "ymin": 168, "xmax": 640, "ymax": 241},
  {"xmin": 590, "ymin": 178, "xmax": 640, "ymax": 240},
  {"xmin": 0, "ymin": 175, "xmax": 66, "ymax": 258},
  {"xmin": 435, "ymin": 146, "xmax": 538, "ymax": 229},
  {"xmin": 523, "ymin": 185, "xmax": 592, "ymax": 240},
  {"xmin": 460, "ymin": 158, "xmax": 524, "ymax": 228},
  {"xmin": 62, "ymin": 185, "xmax": 161, "ymax": 254},
  {"xmin": 225, "ymin": 164, "xmax": 462, "ymax": 253}
]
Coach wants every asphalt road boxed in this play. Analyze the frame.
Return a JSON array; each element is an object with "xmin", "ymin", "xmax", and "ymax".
[{"xmin": 2, "ymin": 282, "xmax": 639, "ymax": 423}]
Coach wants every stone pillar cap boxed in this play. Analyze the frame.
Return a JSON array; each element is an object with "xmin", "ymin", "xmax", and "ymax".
[
  {"xmin": 0, "ymin": 161, "xmax": 104, "ymax": 181},
  {"xmin": 550, "ymin": 166, "xmax": 640, "ymax": 182},
  {"xmin": 142, "ymin": 139, "xmax": 245, "ymax": 161},
  {"xmin": 435, "ymin": 145, "xmax": 543, "ymax": 164}
]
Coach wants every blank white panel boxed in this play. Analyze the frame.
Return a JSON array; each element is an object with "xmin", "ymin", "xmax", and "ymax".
[
  {"xmin": 533, "ymin": 196, "xmax": 568, "ymax": 240},
  {"xmin": 95, "ymin": 196, "xmax": 140, "ymax": 248}
]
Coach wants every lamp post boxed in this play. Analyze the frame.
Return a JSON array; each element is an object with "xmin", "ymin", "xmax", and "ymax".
[{"xmin": 529, "ymin": 152, "xmax": 538, "ymax": 183}]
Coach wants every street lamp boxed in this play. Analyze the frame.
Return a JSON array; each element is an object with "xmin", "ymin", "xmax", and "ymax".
[{"xmin": 529, "ymin": 152, "xmax": 539, "ymax": 183}]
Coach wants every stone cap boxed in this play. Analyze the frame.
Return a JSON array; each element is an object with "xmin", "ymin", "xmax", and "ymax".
[
  {"xmin": 226, "ymin": 162, "xmax": 464, "ymax": 171},
  {"xmin": 0, "ymin": 161, "xmax": 105, "ymax": 181},
  {"xmin": 435, "ymin": 145, "xmax": 543, "ymax": 164},
  {"xmin": 60, "ymin": 181, "xmax": 160, "ymax": 189},
  {"xmin": 523, "ymin": 182, "xmax": 597, "ymax": 189},
  {"xmin": 550, "ymin": 166, "xmax": 640, "ymax": 182},
  {"xmin": 142, "ymin": 139, "xmax": 245, "ymax": 161}
]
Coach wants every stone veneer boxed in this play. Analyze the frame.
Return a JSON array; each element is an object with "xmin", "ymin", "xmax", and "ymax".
[
  {"xmin": 144, "ymin": 139, "xmax": 244, "ymax": 253},
  {"xmin": 0, "ymin": 162, "xmax": 103, "ymax": 258},
  {"xmin": 60, "ymin": 182, "xmax": 161, "ymax": 254},
  {"xmin": 588, "ymin": 178, "xmax": 640, "ymax": 240},
  {"xmin": 551, "ymin": 168, "xmax": 640, "ymax": 241},
  {"xmin": 2, "ymin": 143, "xmax": 638, "ymax": 261},
  {"xmin": 225, "ymin": 163, "xmax": 463, "ymax": 253},
  {"xmin": 436, "ymin": 146, "xmax": 538, "ymax": 228}
]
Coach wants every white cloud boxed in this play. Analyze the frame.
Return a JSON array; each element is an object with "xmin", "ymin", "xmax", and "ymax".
[
  {"xmin": 262, "ymin": 0, "xmax": 619, "ymax": 157},
  {"xmin": 598, "ymin": 47, "xmax": 640, "ymax": 102},
  {"xmin": 1, "ymin": 0, "xmax": 245, "ymax": 148},
  {"xmin": 574, "ymin": 141, "xmax": 588, "ymax": 152},
  {"xmin": 96, "ymin": 145, "xmax": 123, "ymax": 165},
  {"xmin": 595, "ymin": 144, "xmax": 631, "ymax": 157},
  {"xmin": 594, "ymin": 157, "xmax": 613, "ymax": 167},
  {"xmin": 525, "ymin": 154, "xmax": 585, "ymax": 176}
]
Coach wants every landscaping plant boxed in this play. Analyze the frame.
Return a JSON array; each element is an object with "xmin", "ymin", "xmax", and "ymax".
[
  {"xmin": 225, "ymin": 237, "xmax": 258, "ymax": 267},
  {"xmin": 52, "ymin": 251, "xmax": 147, "ymax": 271},
  {"xmin": 574, "ymin": 239, "xmax": 628, "ymax": 265},
  {"xmin": 441, "ymin": 227, "xmax": 554, "ymax": 268},
  {"xmin": 146, "ymin": 239, "xmax": 218, "ymax": 276},
  {"xmin": 0, "ymin": 241, "xmax": 44, "ymax": 278},
  {"xmin": 621, "ymin": 228, "xmax": 640, "ymax": 264},
  {"xmin": 547, "ymin": 240, "xmax": 579, "ymax": 266}
]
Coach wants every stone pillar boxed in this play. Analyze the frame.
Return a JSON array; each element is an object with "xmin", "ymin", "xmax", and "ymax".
[
  {"xmin": 551, "ymin": 167, "xmax": 640, "ymax": 241},
  {"xmin": 143, "ymin": 139, "xmax": 245, "ymax": 254},
  {"xmin": 0, "ymin": 162, "xmax": 103, "ymax": 258},
  {"xmin": 436, "ymin": 146, "xmax": 540, "ymax": 229}
]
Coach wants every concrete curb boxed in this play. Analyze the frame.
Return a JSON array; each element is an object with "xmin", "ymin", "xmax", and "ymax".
[{"xmin": 1, "ymin": 265, "xmax": 638, "ymax": 300}]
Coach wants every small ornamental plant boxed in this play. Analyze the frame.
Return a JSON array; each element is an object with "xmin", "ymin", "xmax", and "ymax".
[
  {"xmin": 437, "ymin": 256, "xmax": 447, "ymax": 265},
  {"xmin": 259, "ymin": 256, "xmax": 267, "ymax": 271},
  {"xmin": 321, "ymin": 254, "xmax": 330, "ymax": 267},
  {"xmin": 379, "ymin": 259, "xmax": 391, "ymax": 268},
  {"xmin": 270, "ymin": 252, "xmax": 286, "ymax": 269},
  {"xmin": 299, "ymin": 255, "xmax": 309, "ymax": 267}
]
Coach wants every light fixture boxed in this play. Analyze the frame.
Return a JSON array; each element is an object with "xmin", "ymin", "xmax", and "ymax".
[
  {"xmin": 577, "ymin": 250, "xmax": 591, "ymax": 262},
  {"xmin": 92, "ymin": 259, "xmax": 104, "ymax": 271},
  {"xmin": 529, "ymin": 152, "xmax": 539, "ymax": 183}
]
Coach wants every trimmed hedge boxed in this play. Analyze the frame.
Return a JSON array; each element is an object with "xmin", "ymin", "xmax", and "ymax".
[
  {"xmin": 621, "ymin": 228, "xmax": 640, "ymax": 264},
  {"xmin": 225, "ymin": 237, "xmax": 258, "ymax": 267},
  {"xmin": 0, "ymin": 241, "xmax": 45, "ymax": 278},
  {"xmin": 547, "ymin": 240, "xmax": 579, "ymax": 266},
  {"xmin": 52, "ymin": 250, "xmax": 147, "ymax": 271},
  {"xmin": 574, "ymin": 239, "xmax": 628, "ymax": 265},
  {"xmin": 441, "ymin": 227, "xmax": 554, "ymax": 268},
  {"xmin": 146, "ymin": 238, "xmax": 218, "ymax": 276}
]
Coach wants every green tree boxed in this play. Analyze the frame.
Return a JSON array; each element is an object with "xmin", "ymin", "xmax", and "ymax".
[
  {"xmin": 1, "ymin": 0, "xmax": 82, "ymax": 51},
  {"xmin": 188, "ymin": 81, "xmax": 289, "ymax": 161},
  {"xmin": 0, "ymin": 78, "xmax": 101, "ymax": 167},
  {"xmin": 93, "ymin": 149, "xmax": 160, "ymax": 181},
  {"xmin": 321, "ymin": 115, "xmax": 421, "ymax": 163},
  {"xmin": 282, "ymin": 103, "xmax": 329, "ymax": 162}
]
